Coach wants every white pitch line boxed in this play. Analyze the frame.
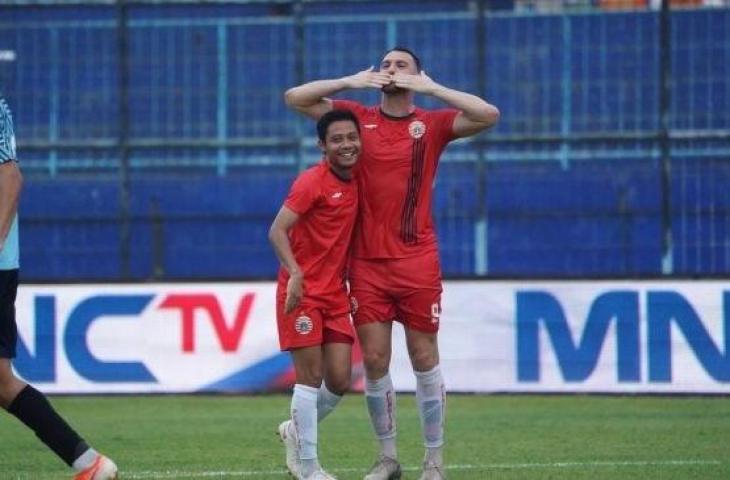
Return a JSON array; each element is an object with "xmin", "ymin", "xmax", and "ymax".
[
  {"xmin": 475, "ymin": 459, "xmax": 723, "ymax": 470},
  {"xmin": 120, "ymin": 459, "xmax": 723, "ymax": 479}
]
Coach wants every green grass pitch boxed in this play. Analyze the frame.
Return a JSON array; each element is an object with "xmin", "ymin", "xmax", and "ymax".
[{"xmin": 1, "ymin": 394, "xmax": 728, "ymax": 479}]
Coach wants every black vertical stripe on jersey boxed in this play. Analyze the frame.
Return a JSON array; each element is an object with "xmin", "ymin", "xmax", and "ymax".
[{"xmin": 400, "ymin": 137, "xmax": 426, "ymax": 244}]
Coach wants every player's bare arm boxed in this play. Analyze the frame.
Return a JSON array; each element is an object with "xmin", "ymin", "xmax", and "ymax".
[
  {"xmin": 0, "ymin": 161, "xmax": 22, "ymax": 253},
  {"xmin": 284, "ymin": 67, "xmax": 391, "ymax": 119},
  {"xmin": 268, "ymin": 206, "xmax": 304, "ymax": 313},
  {"xmin": 393, "ymin": 70, "xmax": 500, "ymax": 138}
]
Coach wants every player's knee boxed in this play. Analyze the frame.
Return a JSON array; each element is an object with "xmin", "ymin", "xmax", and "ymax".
[
  {"xmin": 296, "ymin": 367, "xmax": 323, "ymax": 388},
  {"xmin": 362, "ymin": 349, "xmax": 389, "ymax": 377},
  {"xmin": 323, "ymin": 361, "xmax": 351, "ymax": 394},
  {"xmin": 409, "ymin": 348, "xmax": 438, "ymax": 372},
  {"xmin": 327, "ymin": 374, "xmax": 350, "ymax": 395}
]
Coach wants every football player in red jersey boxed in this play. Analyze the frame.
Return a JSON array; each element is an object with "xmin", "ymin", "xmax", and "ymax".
[
  {"xmin": 269, "ymin": 109, "xmax": 361, "ymax": 480},
  {"xmin": 284, "ymin": 48, "xmax": 499, "ymax": 480}
]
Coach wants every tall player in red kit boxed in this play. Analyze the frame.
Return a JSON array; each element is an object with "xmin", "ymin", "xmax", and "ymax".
[
  {"xmin": 269, "ymin": 110, "xmax": 361, "ymax": 480},
  {"xmin": 285, "ymin": 48, "xmax": 500, "ymax": 480}
]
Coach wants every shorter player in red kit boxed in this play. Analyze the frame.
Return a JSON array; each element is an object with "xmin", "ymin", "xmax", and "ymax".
[{"xmin": 269, "ymin": 109, "xmax": 361, "ymax": 480}]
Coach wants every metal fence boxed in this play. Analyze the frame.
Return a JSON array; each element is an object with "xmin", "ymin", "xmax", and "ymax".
[{"xmin": 0, "ymin": 0, "xmax": 729, "ymax": 280}]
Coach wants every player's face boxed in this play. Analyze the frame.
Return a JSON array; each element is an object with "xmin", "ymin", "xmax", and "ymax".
[
  {"xmin": 380, "ymin": 50, "xmax": 419, "ymax": 93},
  {"xmin": 321, "ymin": 120, "xmax": 360, "ymax": 170}
]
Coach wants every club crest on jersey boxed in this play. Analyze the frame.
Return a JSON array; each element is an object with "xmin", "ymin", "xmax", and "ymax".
[
  {"xmin": 295, "ymin": 316, "xmax": 314, "ymax": 335},
  {"xmin": 408, "ymin": 120, "xmax": 426, "ymax": 139}
]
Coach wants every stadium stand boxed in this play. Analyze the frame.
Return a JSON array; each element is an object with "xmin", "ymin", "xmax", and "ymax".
[{"xmin": 0, "ymin": 1, "xmax": 728, "ymax": 279}]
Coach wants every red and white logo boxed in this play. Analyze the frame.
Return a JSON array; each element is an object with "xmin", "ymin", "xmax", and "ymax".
[
  {"xmin": 408, "ymin": 120, "xmax": 426, "ymax": 139},
  {"xmin": 295, "ymin": 316, "xmax": 314, "ymax": 335}
]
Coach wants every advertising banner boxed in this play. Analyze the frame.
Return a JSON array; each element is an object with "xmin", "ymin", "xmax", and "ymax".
[
  {"xmin": 14, "ymin": 283, "xmax": 286, "ymax": 393},
  {"xmin": 13, "ymin": 281, "xmax": 730, "ymax": 394}
]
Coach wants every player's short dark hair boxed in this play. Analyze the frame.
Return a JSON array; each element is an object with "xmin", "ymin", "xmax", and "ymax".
[
  {"xmin": 317, "ymin": 109, "xmax": 360, "ymax": 143},
  {"xmin": 383, "ymin": 46, "xmax": 422, "ymax": 72}
]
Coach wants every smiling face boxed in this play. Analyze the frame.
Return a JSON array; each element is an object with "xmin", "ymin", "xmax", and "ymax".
[
  {"xmin": 380, "ymin": 49, "xmax": 420, "ymax": 93},
  {"xmin": 319, "ymin": 119, "xmax": 361, "ymax": 171}
]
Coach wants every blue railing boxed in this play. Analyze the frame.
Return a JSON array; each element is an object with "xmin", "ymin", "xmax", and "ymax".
[{"xmin": 1, "ymin": 2, "xmax": 728, "ymax": 279}]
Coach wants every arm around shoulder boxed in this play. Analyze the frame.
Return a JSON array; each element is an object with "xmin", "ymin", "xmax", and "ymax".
[
  {"xmin": 284, "ymin": 82, "xmax": 336, "ymax": 120},
  {"xmin": 284, "ymin": 67, "xmax": 392, "ymax": 119},
  {"xmin": 283, "ymin": 74, "xmax": 359, "ymax": 120}
]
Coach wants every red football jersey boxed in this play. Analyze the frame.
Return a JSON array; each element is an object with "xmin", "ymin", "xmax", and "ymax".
[
  {"xmin": 333, "ymin": 99, "xmax": 458, "ymax": 259},
  {"xmin": 278, "ymin": 159, "xmax": 358, "ymax": 297}
]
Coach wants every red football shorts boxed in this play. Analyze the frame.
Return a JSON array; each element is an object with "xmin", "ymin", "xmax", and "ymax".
[
  {"xmin": 349, "ymin": 254, "xmax": 442, "ymax": 334},
  {"xmin": 276, "ymin": 287, "xmax": 355, "ymax": 351}
]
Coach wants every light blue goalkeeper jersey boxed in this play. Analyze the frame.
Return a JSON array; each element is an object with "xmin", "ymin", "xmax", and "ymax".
[{"xmin": 0, "ymin": 95, "xmax": 19, "ymax": 270}]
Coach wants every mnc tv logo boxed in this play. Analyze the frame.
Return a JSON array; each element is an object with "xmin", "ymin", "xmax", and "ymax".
[
  {"xmin": 516, "ymin": 289, "xmax": 730, "ymax": 383},
  {"xmin": 13, "ymin": 288, "xmax": 289, "ymax": 391}
]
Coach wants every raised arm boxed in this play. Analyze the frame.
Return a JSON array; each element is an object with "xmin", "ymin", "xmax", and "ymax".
[
  {"xmin": 268, "ymin": 205, "xmax": 304, "ymax": 313},
  {"xmin": 284, "ymin": 67, "xmax": 392, "ymax": 119},
  {"xmin": 0, "ymin": 161, "xmax": 22, "ymax": 254},
  {"xmin": 393, "ymin": 71, "xmax": 500, "ymax": 138}
]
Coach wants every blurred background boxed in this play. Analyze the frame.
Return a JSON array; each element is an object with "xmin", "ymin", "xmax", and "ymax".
[{"xmin": 1, "ymin": 0, "xmax": 728, "ymax": 281}]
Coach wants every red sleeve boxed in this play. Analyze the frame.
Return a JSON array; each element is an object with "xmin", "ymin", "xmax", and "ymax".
[
  {"xmin": 283, "ymin": 171, "xmax": 319, "ymax": 215},
  {"xmin": 428, "ymin": 108, "xmax": 460, "ymax": 145}
]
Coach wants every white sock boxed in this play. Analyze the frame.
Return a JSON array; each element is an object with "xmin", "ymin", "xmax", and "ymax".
[
  {"xmin": 365, "ymin": 372, "xmax": 397, "ymax": 459},
  {"xmin": 425, "ymin": 446, "xmax": 443, "ymax": 466},
  {"xmin": 72, "ymin": 448, "xmax": 98, "ymax": 472},
  {"xmin": 317, "ymin": 382, "xmax": 342, "ymax": 422},
  {"xmin": 300, "ymin": 458, "xmax": 320, "ymax": 477},
  {"xmin": 292, "ymin": 383, "xmax": 319, "ymax": 473},
  {"xmin": 415, "ymin": 365, "xmax": 445, "ymax": 452}
]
